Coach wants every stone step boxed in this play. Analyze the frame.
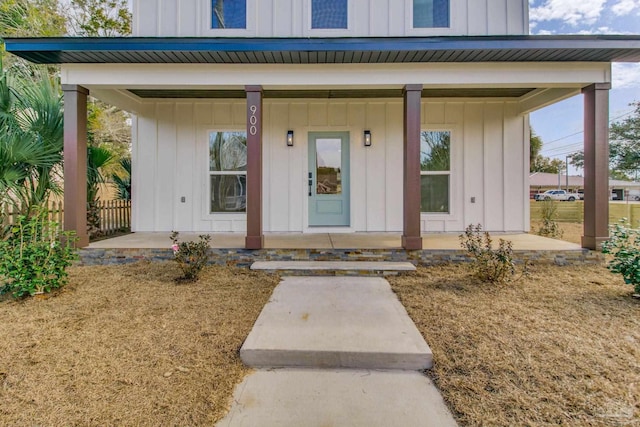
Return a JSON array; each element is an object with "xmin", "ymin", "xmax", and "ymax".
[
  {"xmin": 240, "ymin": 276, "xmax": 432, "ymax": 370},
  {"xmin": 250, "ymin": 260, "xmax": 416, "ymax": 276}
]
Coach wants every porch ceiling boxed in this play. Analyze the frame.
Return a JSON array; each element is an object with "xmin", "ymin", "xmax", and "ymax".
[
  {"xmin": 5, "ymin": 35, "xmax": 640, "ymax": 65},
  {"xmin": 127, "ymin": 88, "xmax": 536, "ymax": 99}
]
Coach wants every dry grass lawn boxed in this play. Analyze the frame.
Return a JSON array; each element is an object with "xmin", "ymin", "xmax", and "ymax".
[
  {"xmin": 390, "ymin": 264, "xmax": 640, "ymax": 427},
  {"xmin": 0, "ymin": 262, "xmax": 279, "ymax": 426},
  {"xmin": 530, "ymin": 221, "xmax": 584, "ymax": 245}
]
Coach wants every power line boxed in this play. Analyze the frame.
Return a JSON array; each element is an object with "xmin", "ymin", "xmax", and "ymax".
[{"xmin": 540, "ymin": 109, "xmax": 635, "ymax": 149}]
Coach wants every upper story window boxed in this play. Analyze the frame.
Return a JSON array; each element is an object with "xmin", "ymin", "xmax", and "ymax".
[
  {"xmin": 413, "ymin": 0, "xmax": 449, "ymax": 28},
  {"xmin": 211, "ymin": 0, "xmax": 246, "ymax": 29},
  {"xmin": 312, "ymin": 0, "xmax": 348, "ymax": 29}
]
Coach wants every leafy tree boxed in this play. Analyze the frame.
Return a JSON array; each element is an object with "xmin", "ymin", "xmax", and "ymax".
[
  {"xmin": 570, "ymin": 102, "xmax": 640, "ymax": 180},
  {"xmin": 0, "ymin": 0, "xmax": 66, "ymax": 68},
  {"xmin": 65, "ymin": 0, "xmax": 131, "ymax": 37},
  {"xmin": 530, "ymin": 127, "xmax": 565, "ymax": 173}
]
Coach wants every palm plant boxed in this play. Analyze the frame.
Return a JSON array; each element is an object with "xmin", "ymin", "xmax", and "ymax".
[
  {"xmin": 111, "ymin": 157, "xmax": 131, "ymax": 200},
  {"xmin": 86, "ymin": 144, "xmax": 115, "ymax": 238},
  {"xmin": 0, "ymin": 62, "xmax": 63, "ymax": 220}
]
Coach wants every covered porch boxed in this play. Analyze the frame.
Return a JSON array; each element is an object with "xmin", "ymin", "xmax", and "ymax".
[{"xmin": 6, "ymin": 36, "xmax": 640, "ymax": 252}]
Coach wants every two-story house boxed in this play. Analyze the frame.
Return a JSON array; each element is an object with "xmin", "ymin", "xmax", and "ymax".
[{"xmin": 6, "ymin": 0, "xmax": 640, "ymax": 250}]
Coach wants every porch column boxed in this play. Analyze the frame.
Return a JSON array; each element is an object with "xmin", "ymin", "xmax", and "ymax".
[
  {"xmin": 245, "ymin": 85, "xmax": 264, "ymax": 249},
  {"xmin": 402, "ymin": 84, "xmax": 423, "ymax": 250},
  {"xmin": 62, "ymin": 85, "xmax": 89, "ymax": 247},
  {"xmin": 582, "ymin": 83, "xmax": 611, "ymax": 250}
]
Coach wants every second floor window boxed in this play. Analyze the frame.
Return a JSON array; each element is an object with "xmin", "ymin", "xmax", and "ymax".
[
  {"xmin": 212, "ymin": 0, "xmax": 246, "ymax": 29},
  {"xmin": 413, "ymin": 0, "xmax": 449, "ymax": 28},
  {"xmin": 312, "ymin": 0, "xmax": 347, "ymax": 29}
]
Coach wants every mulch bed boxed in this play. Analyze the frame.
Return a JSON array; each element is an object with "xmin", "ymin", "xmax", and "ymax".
[
  {"xmin": 389, "ymin": 264, "xmax": 640, "ymax": 427},
  {"xmin": 0, "ymin": 262, "xmax": 279, "ymax": 426}
]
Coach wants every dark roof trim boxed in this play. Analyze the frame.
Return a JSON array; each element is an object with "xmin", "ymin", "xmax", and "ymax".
[
  {"xmin": 128, "ymin": 88, "xmax": 536, "ymax": 99},
  {"xmin": 5, "ymin": 35, "xmax": 640, "ymax": 64}
]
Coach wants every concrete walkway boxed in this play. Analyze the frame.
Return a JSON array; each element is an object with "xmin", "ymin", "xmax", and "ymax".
[{"xmin": 216, "ymin": 274, "xmax": 458, "ymax": 427}]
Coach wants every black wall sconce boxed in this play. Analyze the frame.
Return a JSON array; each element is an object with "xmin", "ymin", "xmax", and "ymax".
[
  {"xmin": 287, "ymin": 130, "xmax": 294, "ymax": 146},
  {"xmin": 364, "ymin": 130, "xmax": 372, "ymax": 147}
]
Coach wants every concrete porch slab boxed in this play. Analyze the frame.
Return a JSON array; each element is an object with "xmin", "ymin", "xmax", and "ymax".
[
  {"xmin": 215, "ymin": 369, "xmax": 457, "ymax": 427},
  {"xmin": 240, "ymin": 276, "xmax": 432, "ymax": 370},
  {"xmin": 250, "ymin": 261, "xmax": 416, "ymax": 274},
  {"xmin": 88, "ymin": 231, "xmax": 582, "ymax": 251}
]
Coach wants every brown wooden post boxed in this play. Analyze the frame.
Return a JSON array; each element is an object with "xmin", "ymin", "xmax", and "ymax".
[
  {"xmin": 402, "ymin": 84, "xmax": 423, "ymax": 250},
  {"xmin": 62, "ymin": 85, "xmax": 89, "ymax": 247},
  {"xmin": 582, "ymin": 83, "xmax": 611, "ymax": 250},
  {"xmin": 245, "ymin": 85, "xmax": 264, "ymax": 249}
]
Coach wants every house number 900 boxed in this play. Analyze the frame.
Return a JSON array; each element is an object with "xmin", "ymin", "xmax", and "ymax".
[{"xmin": 249, "ymin": 105, "xmax": 258, "ymax": 135}]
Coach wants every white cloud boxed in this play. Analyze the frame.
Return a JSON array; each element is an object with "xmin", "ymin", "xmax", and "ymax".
[
  {"xmin": 611, "ymin": 0, "xmax": 640, "ymax": 16},
  {"xmin": 530, "ymin": 0, "xmax": 607, "ymax": 25},
  {"xmin": 612, "ymin": 63, "xmax": 640, "ymax": 89}
]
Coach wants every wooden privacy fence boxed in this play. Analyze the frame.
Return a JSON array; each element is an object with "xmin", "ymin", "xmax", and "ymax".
[
  {"xmin": 1, "ymin": 200, "xmax": 131, "ymax": 238},
  {"xmin": 530, "ymin": 200, "xmax": 640, "ymax": 226}
]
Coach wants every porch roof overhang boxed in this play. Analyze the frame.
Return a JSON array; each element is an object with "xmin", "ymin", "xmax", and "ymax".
[{"xmin": 5, "ymin": 35, "xmax": 640, "ymax": 65}]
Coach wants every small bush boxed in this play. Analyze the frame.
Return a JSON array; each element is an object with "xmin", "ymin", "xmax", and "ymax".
[
  {"xmin": 460, "ymin": 224, "xmax": 516, "ymax": 284},
  {"xmin": 537, "ymin": 199, "xmax": 563, "ymax": 239},
  {"xmin": 601, "ymin": 219, "xmax": 640, "ymax": 295},
  {"xmin": 0, "ymin": 211, "xmax": 77, "ymax": 298},
  {"xmin": 170, "ymin": 231, "xmax": 211, "ymax": 283}
]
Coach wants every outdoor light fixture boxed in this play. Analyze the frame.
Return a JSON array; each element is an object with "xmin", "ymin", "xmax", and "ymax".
[
  {"xmin": 287, "ymin": 130, "xmax": 294, "ymax": 146},
  {"xmin": 364, "ymin": 130, "xmax": 372, "ymax": 147}
]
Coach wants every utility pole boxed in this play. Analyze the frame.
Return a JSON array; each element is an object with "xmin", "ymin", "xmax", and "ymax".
[{"xmin": 565, "ymin": 155, "xmax": 570, "ymax": 191}]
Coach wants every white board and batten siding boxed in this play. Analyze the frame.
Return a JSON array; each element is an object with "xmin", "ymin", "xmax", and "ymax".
[
  {"xmin": 133, "ymin": 0, "xmax": 528, "ymax": 38},
  {"xmin": 131, "ymin": 99, "xmax": 527, "ymax": 234}
]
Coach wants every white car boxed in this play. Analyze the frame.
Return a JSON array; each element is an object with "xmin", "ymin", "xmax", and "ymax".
[{"xmin": 534, "ymin": 190, "xmax": 578, "ymax": 202}]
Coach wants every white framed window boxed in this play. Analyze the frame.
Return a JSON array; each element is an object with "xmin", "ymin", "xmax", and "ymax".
[
  {"xmin": 420, "ymin": 130, "xmax": 451, "ymax": 214},
  {"xmin": 311, "ymin": 0, "xmax": 348, "ymax": 29},
  {"xmin": 202, "ymin": 0, "xmax": 255, "ymax": 36},
  {"xmin": 304, "ymin": 0, "xmax": 354, "ymax": 35},
  {"xmin": 208, "ymin": 131, "xmax": 247, "ymax": 214},
  {"xmin": 405, "ymin": 0, "xmax": 460, "ymax": 35},
  {"xmin": 413, "ymin": 0, "xmax": 449, "ymax": 28},
  {"xmin": 211, "ymin": 0, "xmax": 246, "ymax": 29}
]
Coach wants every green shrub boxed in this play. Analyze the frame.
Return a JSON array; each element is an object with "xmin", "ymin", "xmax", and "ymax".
[
  {"xmin": 460, "ymin": 224, "xmax": 516, "ymax": 284},
  {"xmin": 601, "ymin": 219, "xmax": 640, "ymax": 295},
  {"xmin": 537, "ymin": 199, "xmax": 563, "ymax": 238},
  {"xmin": 170, "ymin": 231, "xmax": 211, "ymax": 283},
  {"xmin": 0, "ymin": 211, "xmax": 77, "ymax": 298}
]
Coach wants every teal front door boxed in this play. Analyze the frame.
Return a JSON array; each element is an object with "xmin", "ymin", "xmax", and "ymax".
[{"xmin": 308, "ymin": 132, "xmax": 350, "ymax": 227}]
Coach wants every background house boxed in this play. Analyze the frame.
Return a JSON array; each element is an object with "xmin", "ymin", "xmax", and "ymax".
[
  {"xmin": 529, "ymin": 172, "xmax": 640, "ymax": 200},
  {"xmin": 6, "ymin": 0, "xmax": 640, "ymax": 250}
]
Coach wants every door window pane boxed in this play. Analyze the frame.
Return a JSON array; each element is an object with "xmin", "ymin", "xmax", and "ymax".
[
  {"xmin": 210, "ymin": 175, "xmax": 247, "ymax": 212},
  {"xmin": 211, "ymin": 0, "xmax": 246, "ymax": 29},
  {"xmin": 312, "ymin": 0, "xmax": 348, "ymax": 29},
  {"xmin": 421, "ymin": 175, "xmax": 449, "ymax": 213},
  {"xmin": 414, "ymin": 0, "xmax": 449, "ymax": 28},
  {"xmin": 316, "ymin": 138, "xmax": 342, "ymax": 194},
  {"xmin": 420, "ymin": 130, "xmax": 450, "ymax": 172},
  {"xmin": 209, "ymin": 132, "xmax": 247, "ymax": 172}
]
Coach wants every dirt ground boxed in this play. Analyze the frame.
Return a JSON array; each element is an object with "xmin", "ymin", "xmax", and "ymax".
[
  {"xmin": 0, "ymin": 262, "xmax": 279, "ymax": 426},
  {"xmin": 389, "ymin": 264, "xmax": 640, "ymax": 427}
]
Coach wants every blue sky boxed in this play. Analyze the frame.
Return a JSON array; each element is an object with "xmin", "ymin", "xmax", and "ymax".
[{"xmin": 528, "ymin": 0, "xmax": 640, "ymax": 174}]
